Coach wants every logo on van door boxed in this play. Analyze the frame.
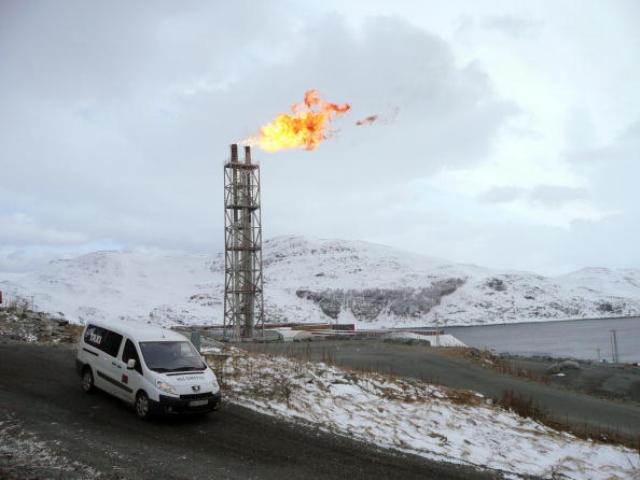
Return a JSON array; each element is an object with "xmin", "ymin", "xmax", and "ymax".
[{"xmin": 192, "ymin": 385, "xmax": 201, "ymax": 392}]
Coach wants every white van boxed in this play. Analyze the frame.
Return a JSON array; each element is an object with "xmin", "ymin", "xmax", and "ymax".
[{"xmin": 76, "ymin": 321, "xmax": 221, "ymax": 418}]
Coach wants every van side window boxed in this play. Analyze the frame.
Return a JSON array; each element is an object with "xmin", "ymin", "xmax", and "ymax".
[
  {"xmin": 122, "ymin": 339, "xmax": 142, "ymax": 374},
  {"xmin": 101, "ymin": 331, "xmax": 123, "ymax": 357},
  {"xmin": 84, "ymin": 325, "xmax": 106, "ymax": 349}
]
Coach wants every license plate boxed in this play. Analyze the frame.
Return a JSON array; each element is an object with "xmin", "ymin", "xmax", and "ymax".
[{"xmin": 189, "ymin": 400, "xmax": 208, "ymax": 407}]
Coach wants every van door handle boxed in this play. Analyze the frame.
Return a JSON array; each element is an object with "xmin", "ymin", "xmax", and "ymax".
[{"xmin": 112, "ymin": 361, "xmax": 121, "ymax": 369}]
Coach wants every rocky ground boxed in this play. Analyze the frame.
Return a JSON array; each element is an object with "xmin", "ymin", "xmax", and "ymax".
[{"xmin": 0, "ymin": 307, "xmax": 82, "ymax": 344}]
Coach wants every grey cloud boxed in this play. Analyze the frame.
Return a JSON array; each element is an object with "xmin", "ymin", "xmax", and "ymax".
[
  {"xmin": 0, "ymin": 4, "xmax": 514, "ymax": 266},
  {"xmin": 543, "ymin": 118, "xmax": 640, "ymax": 269},
  {"xmin": 563, "ymin": 214, "xmax": 640, "ymax": 269},
  {"xmin": 0, "ymin": 1, "xmax": 297, "ymax": 101},
  {"xmin": 478, "ymin": 185, "xmax": 589, "ymax": 207},
  {"xmin": 483, "ymin": 16, "xmax": 542, "ymax": 38},
  {"xmin": 565, "ymin": 105, "xmax": 596, "ymax": 149},
  {"xmin": 477, "ymin": 186, "xmax": 526, "ymax": 203},
  {"xmin": 528, "ymin": 185, "xmax": 589, "ymax": 207},
  {"xmin": 568, "ymin": 120, "xmax": 640, "ymax": 166},
  {"xmin": 568, "ymin": 119, "xmax": 640, "ymax": 208},
  {"xmin": 0, "ymin": 214, "xmax": 87, "ymax": 245}
]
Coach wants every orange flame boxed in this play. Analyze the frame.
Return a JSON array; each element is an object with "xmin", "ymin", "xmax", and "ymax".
[{"xmin": 249, "ymin": 89, "xmax": 350, "ymax": 152}]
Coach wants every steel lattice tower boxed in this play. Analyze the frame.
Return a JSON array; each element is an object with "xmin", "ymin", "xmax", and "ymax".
[{"xmin": 223, "ymin": 144, "xmax": 264, "ymax": 339}]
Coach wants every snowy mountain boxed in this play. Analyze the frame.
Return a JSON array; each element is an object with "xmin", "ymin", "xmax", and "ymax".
[{"xmin": 2, "ymin": 236, "xmax": 640, "ymax": 328}]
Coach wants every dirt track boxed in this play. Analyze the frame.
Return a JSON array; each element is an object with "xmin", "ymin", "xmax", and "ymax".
[{"xmin": 0, "ymin": 342, "xmax": 501, "ymax": 480}]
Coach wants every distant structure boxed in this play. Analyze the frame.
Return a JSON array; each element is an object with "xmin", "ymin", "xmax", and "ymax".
[
  {"xmin": 223, "ymin": 144, "xmax": 264, "ymax": 339},
  {"xmin": 609, "ymin": 329, "xmax": 619, "ymax": 363}
]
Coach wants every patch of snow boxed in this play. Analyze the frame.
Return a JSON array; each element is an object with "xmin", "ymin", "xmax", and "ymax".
[
  {"xmin": 433, "ymin": 334, "xmax": 467, "ymax": 347},
  {"xmin": 0, "ymin": 414, "xmax": 101, "ymax": 478},
  {"xmin": 272, "ymin": 327, "xmax": 313, "ymax": 342},
  {"xmin": 2, "ymin": 235, "xmax": 640, "ymax": 328},
  {"xmin": 384, "ymin": 331, "xmax": 467, "ymax": 347},
  {"xmin": 218, "ymin": 351, "xmax": 639, "ymax": 480}
]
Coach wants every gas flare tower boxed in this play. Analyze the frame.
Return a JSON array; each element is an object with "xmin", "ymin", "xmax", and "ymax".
[{"xmin": 223, "ymin": 144, "xmax": 264, "ymax": 339}]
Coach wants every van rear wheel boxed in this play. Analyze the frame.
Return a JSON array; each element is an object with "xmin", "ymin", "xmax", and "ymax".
[
  {"xmin": 135, "ymin": 391, "xmax": 150, "ymax": 419},
  {"xmin": 81, "ymin": 368, "xmax": 95, "ymax": 394}
]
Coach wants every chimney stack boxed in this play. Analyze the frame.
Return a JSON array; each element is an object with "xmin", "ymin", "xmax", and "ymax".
[
  {"xmin": 230, "ymin": 143, "xmax": 238, "ymax": 163},
  {"xmin": 223, "ymin": 143, "xmax": 264, "ymax": 340}
]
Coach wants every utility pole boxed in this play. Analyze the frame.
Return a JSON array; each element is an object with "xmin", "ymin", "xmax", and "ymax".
[{"xmin": 609, "ymin": 329, "xmax": 619, "ymax": 363}]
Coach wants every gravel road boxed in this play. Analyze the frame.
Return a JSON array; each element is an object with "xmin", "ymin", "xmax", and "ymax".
[{"xmin": 0, "ymin": 342, "xmax": 500, "ymax": 480}]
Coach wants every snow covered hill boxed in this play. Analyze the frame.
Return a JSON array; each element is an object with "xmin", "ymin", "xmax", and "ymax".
[{"xmin": 2, "ymin": 236, "xmax": 640, "ymax": 328}]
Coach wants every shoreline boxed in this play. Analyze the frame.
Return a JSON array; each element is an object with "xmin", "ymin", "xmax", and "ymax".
[{"xmin": 442, "ymin": 314, "xmax": 640, "ymax": 329}]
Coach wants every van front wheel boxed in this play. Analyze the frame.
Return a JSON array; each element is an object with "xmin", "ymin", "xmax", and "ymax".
[
  {"xmin": 135, "ymin": 391, "xmax": 150, "ymax": 419},
  {"xmin": 81, "ymin": 368, "xmax": 95, "ymax": 394}
]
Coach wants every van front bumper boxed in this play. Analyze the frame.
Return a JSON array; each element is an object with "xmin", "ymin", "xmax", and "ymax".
[{"xmin": 153, "ymin": 391, "xmax": 222, "ymax": 415}]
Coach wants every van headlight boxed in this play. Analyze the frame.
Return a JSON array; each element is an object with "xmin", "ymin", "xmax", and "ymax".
[
  {"xmin": 211, "ymin": 378, "xmax": 220, "ymax": 393},
  {"xmin": 156, "ymin": 380, "xmax": 177, "ymax": 396}
]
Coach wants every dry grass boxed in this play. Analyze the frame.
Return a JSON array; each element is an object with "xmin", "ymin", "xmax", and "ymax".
[
  {"xmin": 228, "ymin": 347, "xmax": 640, "ymax": 452},
  {"xmin": 215, "ymin": 351, "xmax": 299, "ymax": 407},
  {"xmin": 432, "ymin": 346, "xmax": 477, "ymax": 358},
  {"xmin": 0, "ymin": 297, "xmax": 30, "ymax": 314},
  {"xmin": 445, "ymin": 388, "xmax": 486, "ymax": 407},
  {"xmin": 245, "ymin": 345, "xmax": 514, "ymax": 409},
  {"xmin": 221, "ymin": 348, "xmax": 488, "ymax": 409},
  {"xmin": 61, "ymin": 324, "xmax": 84, "ymax": 343},
  {"xmin": 440, "ymin": 348, "xmax": 640, "ymax": 449},
  {"xmin": 441, "ymin": 347, "xmax": 555, "ymax": 385},
  {"xmin": 498, "ymin": 389, "xmax": 547, "ymax": 420},
  {"xmin": 496, "ymin": 388, "xmax": 640, "ymax": 451}
]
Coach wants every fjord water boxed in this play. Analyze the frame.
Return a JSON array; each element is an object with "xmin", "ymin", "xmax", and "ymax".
[{"xmin": 446, "ymin": 316, "xmax": 640, "ymax": 363}]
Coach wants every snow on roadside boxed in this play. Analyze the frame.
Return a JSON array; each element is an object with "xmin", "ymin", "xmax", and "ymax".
[
  {"xmin": 0, "ymin": 415, "xmax": 101, "ymax": 479},
  {"xmin": 271, "ymin": 327, "xmax": 313, "ymax": 342},
  {"xmin": 216, "ymin": 351, "xmax": 639, "ymax": 480},
  {"xmin": 433, "ymin": 334, "xmax": 466, "ymax": 347},
  {"xmin": 383, "ymin": 331, "xmax": 467, "ymax": 347}
]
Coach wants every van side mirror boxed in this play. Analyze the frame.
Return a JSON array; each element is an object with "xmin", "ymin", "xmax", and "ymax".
[{"xmin": 127, "ymin": 359, "xmax": 136, "ymax": 369}]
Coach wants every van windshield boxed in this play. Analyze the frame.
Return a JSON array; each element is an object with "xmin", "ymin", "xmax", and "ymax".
[{"xmin": 139, "ymin": 341, "xmax": 206, "ymax": 373}]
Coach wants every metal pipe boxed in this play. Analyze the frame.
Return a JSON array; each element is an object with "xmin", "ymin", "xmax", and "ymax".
[{"xmin": 230, "ymin": 143, "xmax": 238, "ymax": 163}]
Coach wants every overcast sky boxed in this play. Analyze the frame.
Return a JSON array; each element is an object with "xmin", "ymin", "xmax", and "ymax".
[{"xmin": 1, "ymin": 0, "xmax": 639, "ymax": 274}]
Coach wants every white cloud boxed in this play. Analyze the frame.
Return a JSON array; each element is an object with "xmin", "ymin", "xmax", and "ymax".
[
  {"xmin": 0, "ymin": 1, "xmax": 638, "ymax": 274},
  {"xmin": 0, "ymin": 213, "xmax": 87, "ymax": 245},
  {"xmin": 482, "ymin": 15, "xmax": 542, "ymax": 38},
  {"xmin": 477, "ymin": 186, "xmax": 525, "ymax": 203},
  {"xmin": 0, "ymin": 4, "xmax": 512, "ymax": 262},
  {"xmin": 478, "ymin": 185, "xmax": 589, "ymax": 207},
  {"xmin": 528, "ymin": 185, "xmax": 588, "ymax": 207}
]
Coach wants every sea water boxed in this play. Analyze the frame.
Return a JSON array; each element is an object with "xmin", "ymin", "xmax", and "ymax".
[{"xmin": 446, "ymin": 316, "xmax": 640, "ymax": 363}]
